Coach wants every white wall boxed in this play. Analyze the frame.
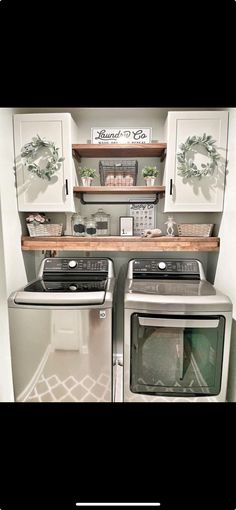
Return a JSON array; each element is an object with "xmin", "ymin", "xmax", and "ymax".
[
  {"xmin": 214, "ymin": 108, "xmax": 236, "ymax": 401},
  {"xmin": 0, "ymin": 194, "xmax": 14, "ymax": 401},
  {"xmin": 75, "ymin": 108, "xmax": 167, "ymax": 142},
  {"xmin": 0, "ymin": 108, "xmax": 28, "ymax": 401}
]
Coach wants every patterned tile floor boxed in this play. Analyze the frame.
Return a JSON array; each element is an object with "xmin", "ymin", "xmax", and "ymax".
[
  {"xmin": 24, "ymin": 372, "xmax": 111, "ymax": 402},
  {"xmin": 22, "ymin": 351, "xmax": 111, "ymax": 402}
]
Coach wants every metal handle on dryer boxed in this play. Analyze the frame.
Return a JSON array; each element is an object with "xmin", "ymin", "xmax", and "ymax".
[{"xmin": 138, "ymin": 317, "xmax": 219, "ymax": 328}]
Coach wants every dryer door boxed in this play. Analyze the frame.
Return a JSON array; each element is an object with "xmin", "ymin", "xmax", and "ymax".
[{"xmin": 130, "ymin": 314, "xmax": 225, "ymax": 396}]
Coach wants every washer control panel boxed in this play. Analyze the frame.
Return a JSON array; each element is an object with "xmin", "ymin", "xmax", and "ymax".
[
  {"xmin": 43, "ymin": 258, "xmax": 108, "ymax": 273},
  {"xmin": 133, "ymin": 259, "xmax": 200, "ymax": 275}
]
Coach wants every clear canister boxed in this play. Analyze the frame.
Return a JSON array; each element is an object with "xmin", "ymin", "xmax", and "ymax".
[
  {"xmin": 85, "ymin": 216, "xmax": 97, "ymax": 237},
  {"xmin": 71, "ymin": 213, "xmax": 86, "ymax": 236},
  {"xmin": 93, "ymin": 208, "xmax": 111, "ymax": 236}
]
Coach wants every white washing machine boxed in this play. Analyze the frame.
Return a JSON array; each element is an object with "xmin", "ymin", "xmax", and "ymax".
[
  {"xmin": 124, "ymin": 258, "xmax": 232, "ymax": 402},
  {"xmin": 8, "ymin": 257, "xmax": 115, "ymax": 402}
]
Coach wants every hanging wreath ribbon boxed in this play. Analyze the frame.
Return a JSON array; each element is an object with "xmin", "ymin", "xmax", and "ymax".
[
  {"xmin": 21, "ymin": 134, "xmax": 65, "ymax": 181},
  {"xmin": 176, "ymin": 133, "xmax": 221, "ymax": 179}
]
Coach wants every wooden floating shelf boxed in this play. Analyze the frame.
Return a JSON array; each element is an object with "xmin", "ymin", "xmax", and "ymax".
[
  {"xmin": 73, "ymin": 186, "xmax": 165, "ymax": 195},
  {"xmin": 21, "ymin": 236, "xmax": 220, "ymax": 252},
  {"xmin": 72, "ymin": 143, "xmax": 167, "ymax": 160}
]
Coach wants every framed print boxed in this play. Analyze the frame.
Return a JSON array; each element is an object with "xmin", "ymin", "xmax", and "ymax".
[
  {"xmin": 129, "ymin": 198, "xmax": 156, "ymax": 236},
  {"xmin": 119, "ymin": 216, "xmax": 134, "ymax": 236}
]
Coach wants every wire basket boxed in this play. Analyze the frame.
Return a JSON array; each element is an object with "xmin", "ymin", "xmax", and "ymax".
[
  {"xmin": 177, "ymin": 223, "xmax": 214, "ymax": 237},
  {"xmin": 99, "ymin": 160, "xmax": 138, "ymax": 186},
  {"xmin": 27, "ymin": 223, "xmax": 63, "ymax": 237}
]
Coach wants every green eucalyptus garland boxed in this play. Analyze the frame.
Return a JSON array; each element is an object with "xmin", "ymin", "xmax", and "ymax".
[
  {"xmin": 21, "ymin": 134, "xmax": 65, "ymax": 181},
  {"xmin": 177, "ymin": 133, "xmax": 221, "ymax": 179}
]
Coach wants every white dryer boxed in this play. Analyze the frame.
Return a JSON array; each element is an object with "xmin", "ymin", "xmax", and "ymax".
[{"xmin": 124, "ymin": 258, "xmax": 232, "ymax": 402}]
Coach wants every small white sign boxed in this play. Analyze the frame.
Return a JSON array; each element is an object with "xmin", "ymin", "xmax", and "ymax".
[
  {"xmin": 91, "ymin": 127, "xmax": 152, "ymax": 144},
  {"xmin": 119, "ymin": 216, "xmax": 134, "ymax": 236}
]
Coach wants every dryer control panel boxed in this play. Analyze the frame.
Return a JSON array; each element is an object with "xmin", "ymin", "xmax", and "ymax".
[{"xmin": 132, "ymin": 259, "xmax": 202, "ymax": 279}]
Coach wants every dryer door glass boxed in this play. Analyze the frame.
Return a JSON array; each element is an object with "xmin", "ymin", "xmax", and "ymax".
[{"xmin": 130, "ymin": 314, "xmax": 225, "ymax": 396}]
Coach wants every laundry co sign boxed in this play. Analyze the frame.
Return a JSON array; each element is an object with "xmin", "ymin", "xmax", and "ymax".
[{"xmin": 91, "ymin": 127, "xmax": 152, "ymax": 144}]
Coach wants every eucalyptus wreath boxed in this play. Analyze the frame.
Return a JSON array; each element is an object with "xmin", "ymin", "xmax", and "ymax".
[
  {"xmin": 177, "ymin": 134, "xmax": 221, "ymax": 179},
  {"xmin": 21, "ymin": 134, "xmax": 65, "ymax": 181}
]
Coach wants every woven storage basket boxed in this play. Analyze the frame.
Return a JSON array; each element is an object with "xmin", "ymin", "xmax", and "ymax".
[
  {"xmin": 27, "ymin": 223, "xmax": 63, "ymax": 237},
  {"xmin": 177, "ymin": 223, "xmax": 214, "ymax": 237}
]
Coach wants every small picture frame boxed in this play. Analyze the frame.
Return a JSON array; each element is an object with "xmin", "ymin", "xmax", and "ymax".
[{"xmin": 119, "ymin": 216, "xmax": 134, "ymax": 236}]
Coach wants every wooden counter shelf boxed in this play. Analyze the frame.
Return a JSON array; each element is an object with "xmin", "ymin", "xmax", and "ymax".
[
  {"xmin": 73, "ymin": 186, "xmax": 165, "ymax": 194},
  {"xmin": 72, "ymin": 143, "xmax": 167, "ymax": 161},
  {"xmin": 73, "ymin": 186, "xmax": 165, "ymax": 205},
  {"xmin": 21, "ymin": 236, "xmax": 220, "ymax": 252}
]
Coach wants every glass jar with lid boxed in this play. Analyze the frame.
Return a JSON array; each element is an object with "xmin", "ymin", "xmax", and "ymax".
[
  {"xmin": 93, "ymin": 208, "xmax": 111, "ymax": 236},
  {"xmin": 71, "ymin": 213, "xmax": 86, "ymax": 236},
  {"xmin": 85, "ymin": 215, "xmax": 97, "ymax": 237}
]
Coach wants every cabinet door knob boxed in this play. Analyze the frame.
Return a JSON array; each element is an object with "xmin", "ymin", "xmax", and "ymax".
[
  {"xmin": 65, "ymin": 179, "xmax": 69, "ymax": 195},
  {"xmin": 169, "ymin": 178, "xmax": 173, "ymax": 195}
]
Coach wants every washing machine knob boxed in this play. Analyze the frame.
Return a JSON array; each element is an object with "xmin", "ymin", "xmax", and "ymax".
[
  {"xmin": 68, "ymin": 260, "xmax": 77, "ymax": 268},
  {"xmin": 158, "ymin": 262, "xmax": 166, "ymax": 270}
]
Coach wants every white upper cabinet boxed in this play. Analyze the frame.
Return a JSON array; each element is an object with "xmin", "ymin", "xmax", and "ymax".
[
  {"xmin": 13, "ymin": 113, "xmax": 79, "ymax": 212},
  {"xmin": 163, "ymin": 111, "xmax": 229, "ymax": 212}
]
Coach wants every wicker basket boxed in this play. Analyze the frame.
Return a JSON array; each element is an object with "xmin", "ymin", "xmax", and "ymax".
[
  {"xmin": 27, "ymin": 223, "xmax": 63, "ymax": 237},
  {"xmin": 177, "ymin": 223, "xmax": 214, "ymax": 237}
]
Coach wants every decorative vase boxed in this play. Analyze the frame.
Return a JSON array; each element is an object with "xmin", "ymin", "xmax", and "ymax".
[
  {"xmin": 81, "ymin": 177, "xmax": 93, "ymax": 186},
  {"xmin": 165, "ymin": 216, "xmax": 176, "ymax": 237},
  {"xmin": 145, "ymin": 177, "xmax": 156, "ymax": 186}
]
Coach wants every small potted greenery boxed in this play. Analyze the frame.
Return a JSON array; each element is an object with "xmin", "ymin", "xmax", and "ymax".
[
  {"xmin": 142, "ymin": 165, "xmax": 159, "ymax": 186},
  {"xmin": 79, "ymin": 167, "xmax": 97, "ymax": 186}
]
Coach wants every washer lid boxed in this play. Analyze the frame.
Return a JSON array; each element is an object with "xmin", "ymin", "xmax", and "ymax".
[{"xmin": 23, "ymin": 277, "xmax": 107, "ymax": 293}]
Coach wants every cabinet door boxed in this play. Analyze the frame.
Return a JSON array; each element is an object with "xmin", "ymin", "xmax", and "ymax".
[
  {"xmin": 14, "ymin": 113, "xmax": 77, "ymax": 212},
  {"xmin": 164, "ymin": 111, "xmax": 228, "ymax": 212}
]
